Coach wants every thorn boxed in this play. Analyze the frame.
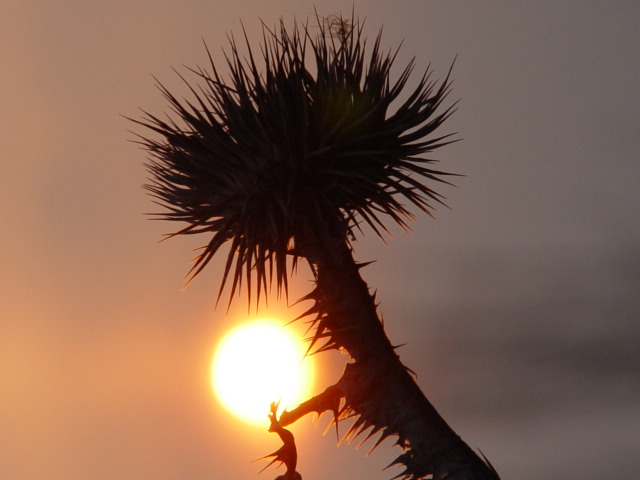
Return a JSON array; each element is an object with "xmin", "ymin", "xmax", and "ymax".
[{"xmin": 355, "ymin": 260, "xmax": 376, "ymax": 270}]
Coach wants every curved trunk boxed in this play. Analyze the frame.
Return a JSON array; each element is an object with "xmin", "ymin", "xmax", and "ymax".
[{"xmin": 282, "ymin": 226, "xmax": 500, "ymax": 480}]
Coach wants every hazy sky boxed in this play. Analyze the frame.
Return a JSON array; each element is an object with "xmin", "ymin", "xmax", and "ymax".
[{"xmin": 2, "ymin": 2, "xmax": 639, "ymax": 479}]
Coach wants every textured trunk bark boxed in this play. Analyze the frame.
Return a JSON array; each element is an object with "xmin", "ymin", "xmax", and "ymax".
[{"xmin": 284, "ymin": 224, "xmax": 500, "ymax": 480}]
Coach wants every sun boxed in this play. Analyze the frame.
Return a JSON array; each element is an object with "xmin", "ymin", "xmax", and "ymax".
[{"xmin": 211, "ymin": 318, "xmax": 315, "ymax": 426}]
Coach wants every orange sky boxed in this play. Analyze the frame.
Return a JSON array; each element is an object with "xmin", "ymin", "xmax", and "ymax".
[{"xmin": 2, "ymin": 2, "xmax": 639, "ymax": 479}]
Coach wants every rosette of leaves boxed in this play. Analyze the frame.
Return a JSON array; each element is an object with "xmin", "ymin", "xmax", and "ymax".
[
  {"xmin": 134, "ymin": 13, "xmax": 500, "ymax": 480},
  {"xmin": 136, "ymin": 14, "xmax": 454, "ymax": 302}
]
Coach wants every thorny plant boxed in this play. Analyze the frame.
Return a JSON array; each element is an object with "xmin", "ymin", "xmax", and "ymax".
[{"xmin": 133, "ymin": 11, "xmax": 500, "ymax": 480}]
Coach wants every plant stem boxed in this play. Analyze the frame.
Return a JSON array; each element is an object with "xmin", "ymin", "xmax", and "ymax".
[{"xmin": 289, "ymin": 226, "xmax": 500, "ymax": 479}]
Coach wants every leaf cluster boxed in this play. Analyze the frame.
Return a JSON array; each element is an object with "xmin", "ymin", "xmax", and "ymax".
[{"xmin": 134, "ymin": 14, "xmax": 456, "ymax": 305}]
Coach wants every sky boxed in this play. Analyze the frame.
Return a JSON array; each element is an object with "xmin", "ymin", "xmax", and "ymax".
[{"xmin": 1, "ymin": 1, "xmax": 639, "ymax": 479}]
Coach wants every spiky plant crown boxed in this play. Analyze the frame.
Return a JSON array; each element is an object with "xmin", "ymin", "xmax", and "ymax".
[{"xmin": 135, "ymin": 14, "xmax": 456, "ymax": 303}]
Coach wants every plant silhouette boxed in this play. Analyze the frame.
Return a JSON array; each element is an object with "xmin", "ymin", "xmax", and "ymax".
[{"xmin": 134, "ymin": 12, "xmax": 500, "ymax": 480}]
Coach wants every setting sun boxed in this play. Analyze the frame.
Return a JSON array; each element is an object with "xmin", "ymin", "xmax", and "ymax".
[{"xmin": 211, "ymin": 319, "xmax": 315, "ymax": 426}]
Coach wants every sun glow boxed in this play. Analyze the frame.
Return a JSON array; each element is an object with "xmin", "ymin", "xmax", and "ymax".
[{"xmin": 211, "ymin": 319, "xmax": 315, "ymax": 426}]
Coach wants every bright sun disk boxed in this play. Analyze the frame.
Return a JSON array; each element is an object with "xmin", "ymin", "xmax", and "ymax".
[{"xmin": 212, "ymin": 319, "xmax": 314, "ymax": 426}]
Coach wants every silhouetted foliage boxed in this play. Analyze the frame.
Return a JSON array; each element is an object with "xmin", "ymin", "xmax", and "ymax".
[
  {"xmin": 134, "ymin": 12, "xmax": 500, "ymax": 480},
  {"xmin": 134, "ymin": 13, "xmax": 455, "ymax": 305}
]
